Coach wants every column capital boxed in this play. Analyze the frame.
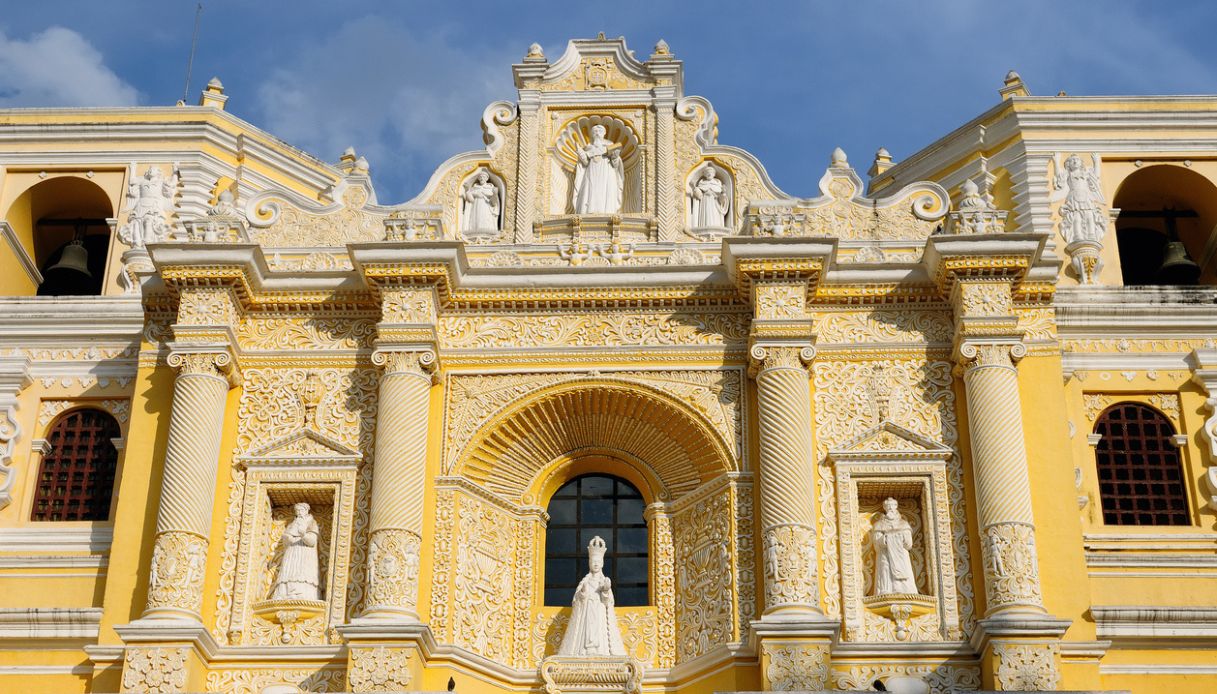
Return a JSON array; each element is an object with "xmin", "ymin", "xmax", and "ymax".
[
  {"xmin": 749, "ymin": 343, "xmax": 815, "ymax": 377},
  {"xmin": 954, "ymin": 339, "xmax": 1026, "ymax": 372},
  {"xmin": 371, "ymin": 348, "xmax": 438, "ymax": 381},
  {"xmin": 167, "ymin": 345, "xmax": 240, "ymax": 386}
]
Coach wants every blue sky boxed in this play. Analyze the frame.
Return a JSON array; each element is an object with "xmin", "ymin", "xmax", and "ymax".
[{"xmin": 2, "ymin": 2, "xmax": 1214, "ymax": 202}]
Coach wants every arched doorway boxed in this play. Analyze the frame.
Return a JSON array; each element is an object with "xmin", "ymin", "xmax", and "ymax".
[{"xmin": 1113, "ymin": 165, "xmax": 1217, "ymax": 286}]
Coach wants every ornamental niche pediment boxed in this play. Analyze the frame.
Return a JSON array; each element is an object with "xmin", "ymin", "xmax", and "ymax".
[
  {"xmin": 193, "ymin": 36, "xmax": 950, "ymax": 261},
  {"xmin": 829, "ymin": 421, "xmax": 953, "ymax": 460},
  {"xmin": 237, "ymin": 428, "xmax": 361, "ymax": 467}
]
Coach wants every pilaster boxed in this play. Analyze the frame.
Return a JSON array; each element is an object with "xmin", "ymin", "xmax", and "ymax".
[{"xmin": 1187, "ymin": 348, "xmax": 1217, "ymax": 511}]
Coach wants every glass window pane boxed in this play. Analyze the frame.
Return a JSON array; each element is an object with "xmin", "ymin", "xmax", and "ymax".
[
  {"xmin": 547, "ymin": 558, "xmax": 575, "ymax": 586},
  {"xmin": 581, "ymin": 527, "xmax": 612, "ymax": 547},
  {"xmin": 546, "ymin": 528, "xmax": 575, "ymax": 554},
  {"xmin": 582, "ymin": 498, "xmax": 612, "ymax": 524},
  {"xmin": 582, "ymin": 476, "xmax": 613, "ymax": 496},
  {"xmin": 615, "ymin": 585, "xmax": 647, "ymax": 607},
  {"xmin": 548, "ymin": 498, "xmax": 576, "ymax": 525},
  {"xmin": 618, "ymin": 527, "xmax": 647, "ymax": 553},
  {"xmin": 617, "ymin": 556, "xmax": 647, "ymax": 579},
  {"xmin": 617, "ymin": 497, "xmax": 645, "ymax": 521}
]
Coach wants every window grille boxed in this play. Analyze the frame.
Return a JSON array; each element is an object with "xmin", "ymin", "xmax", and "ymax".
[
  {"xmin": 1093, "ymin": 402, "xmax": 1190, "ymax": 526},
  {"xmin": 31, "ymin": 408, "xmax": 122, "ymax": 522}
]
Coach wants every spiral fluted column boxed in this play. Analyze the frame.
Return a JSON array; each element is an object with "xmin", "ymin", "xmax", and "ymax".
[
  {"xmin": 958, "ymin": 341, "xmax": 1046, "ymax": 617},
  {"xmin": 753, "ymin": 345, "xmax": 822, "ymax": 616},
  {"xmin": 362, "ymin": 349, "xmax": 434, "ymax": 620},
  {"xmin": 143, "ymin": 351, "xmax": 234, "ymax": 620}
]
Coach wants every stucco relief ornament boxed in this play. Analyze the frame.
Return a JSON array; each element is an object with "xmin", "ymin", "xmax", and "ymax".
[
  {"xmin": 119, "ymin": 165, "xmax": 179, "ymax": 248},
  {"xmin": 271, "ymin": 503, "xmax": 321, "ymax": 601},
  {"xmin": 947, "ymin": 178, "xmax": 1007, "ymax": 235},
  {"xmin": 872, "ymin": 498, "xmax": 918, "ymax": 595},
  {"xmin": 558, "ymin": 537, "xmax": 626, "ymax": 656},
  {"xmin": 1050, "ymin": 152, "xmax": 1107, "ymax": 283},
  {"xmin": 573, "ymin": 124, "xmax": 624, "ymax": 214},
  {"xmin": 460, "ymin": 168, "xmax": 502, "ymax": 241}
]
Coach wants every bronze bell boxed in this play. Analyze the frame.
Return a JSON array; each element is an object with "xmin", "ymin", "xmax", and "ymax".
[
  {"xmin": 1155, "ymin": 240, "xmax": 1200, "ymax": 285},
  {"xmin": 46, "ymin": 239, "xmax": 92, "ymax": 277}
]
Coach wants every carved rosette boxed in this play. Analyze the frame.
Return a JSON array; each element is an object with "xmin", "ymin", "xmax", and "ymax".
[
  {"xmin": 994, "ymin": 642, "xmax": 1060, "ymax": 691},
  {"xmin": 145, "ymin": 530, "xmax": 208, "ymax": 614},
  {"xmin": 763, "ymin": 642, "xmax": 829, "ymax": 691},
  {"xmin": 762, "ymin": 524, "xmax": 819, "ymax": 612},
  {"xmin": 121, "ymin": 647, "xmax": 188, "ymax": 693},
  {"xmin": 379, "ymin": 285, "xmax": 437, "ymax": 325},
  {"xmin": 348, "ymin": 646, "xmax": 412, "ymax": 692},
  {"xmin": 982, "ymin": 523, "xmax": 1044, "ymax": 610},
  {"xmin": 366, "ymin": 528, "xmax": 422, "ymax": 614},
  {"xmin": 176, "ymin": 285, "xmax": 239, "ymax": 327}
]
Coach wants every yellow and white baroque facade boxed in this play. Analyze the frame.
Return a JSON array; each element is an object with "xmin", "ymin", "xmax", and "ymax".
[{"xmin": 0, "ymin": 37, "xmax": 1212, "ymax": 693}]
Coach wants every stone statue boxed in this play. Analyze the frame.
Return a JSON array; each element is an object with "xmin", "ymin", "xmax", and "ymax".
[
  {"xmin": 271, "ymin": 502, "xmax": 321, "ymax": 601},
  {"xmin": 572, "ymin": 124, "xmax": 624, "ymax": 214},
  {"xmin": 871, "ymin": 498, "xmax": 918, "ymax": 595},
  {"xmin": 460, "ymin": 168, "xmax": 501, "ymax": 235},
  {"xmin": 1051, "ymin": 152, "xmax": 1106, "ymax": 244},
  {"xmin": 557, "ymin": 536, "xmax": 626, "ymax": 656},
  {"xmin": 118, "ymin": 166, "xmax": 178, "ymax": 248},
  {"xmin": 689, "ymin": 165, "xmax": 729, "ymax": 228}
]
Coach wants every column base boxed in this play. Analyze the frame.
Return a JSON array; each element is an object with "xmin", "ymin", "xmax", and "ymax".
[
  {"xmin": 752, "ymin": 616, "xmax": 839, "ymax": 691},
  {"xmin": 112, "ymin": 619, "xmax": 217, "ymax": 693},
  {"xmin": 337, "ymin": 620, "xmax": 435, "ymax": 693},
  {"xmin": 971, "ymin": 615, "xmax": 1071, "ymax": 691}
]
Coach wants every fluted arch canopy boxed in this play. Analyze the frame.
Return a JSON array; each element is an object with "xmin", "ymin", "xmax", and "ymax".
[{"xmin": 457, "ymin": 379, "xmax": 735, "ymax": 503}]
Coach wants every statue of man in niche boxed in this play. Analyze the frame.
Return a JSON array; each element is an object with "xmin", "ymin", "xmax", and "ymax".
[
  {"xmin": 271, "ymin": 502, "xmax": 321, "ymax": 601},
  {"xmin": 557, "ymin": 536, "xmax": 626, "ymax": 656},
  {"xmin": 871, "ymin": 497, "xmax": 918, "ymax": 595},
  {"xmin": 572, "ymin": 124, "xmax": 624, "ymax": 214}
]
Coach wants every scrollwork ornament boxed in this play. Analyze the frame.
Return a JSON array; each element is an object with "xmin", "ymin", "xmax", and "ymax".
[
  {"xmin": 348, "ymin": 646, "xmax": 411, "ymax": 692},
  {"xmin": 366, "ymin": 529, "xmax": 421, "ymax": 611},
  {"xmin": 957, "ymin": 342, "xmax": 1025, "ymax": 371},
  {"xmin": 751, "ymin": 345, "xmax": 815, "ymax": 374},
  {"xmin": 982, "ymin": 523, "xmax": 1044, "ymax": 609},
  {"xmin": 121, "ymin": 647, "xmax": 188, "ymax": 693},
  {"xmin": 762, "ymin": 524, "xmax": 819, "ymax": 609},
  {"xmin": 146, "ymin": 530, "xmax": 207, "ymax": 613},
  {"xmin": 371, "ymin": 349, "xmax": 436, "ymax": 377},
  {"xmin": 168, "ymin": 350, "xmax": 231, "ymax": 379},
  {"xmin": 764, "ymin": 643, "xmax": 829, "ymax": 691},
  {"xmin": 995, "ymin": 643, "xmax": 1060, "ymax": 691}
]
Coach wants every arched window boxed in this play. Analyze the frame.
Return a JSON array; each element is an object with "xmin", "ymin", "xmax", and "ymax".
[
  {"xmin": 1093, "ymin": 402, "xmax": 1190, "ymax": 526},
  {"xmin": 544, "ymin": 474, "xmax": 648, "ymax": 607},
  {"xmin": 31, "ymin": 409, "xmax": 122, "ymax": 521}
]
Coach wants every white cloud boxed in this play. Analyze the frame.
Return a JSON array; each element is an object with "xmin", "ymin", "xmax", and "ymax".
[
  {"xmin": 255, "ymin": 16, "xmax": 516, "ymax": 202},
  {"xmin": 0, "ymin": 27, "xmax": 139, "ymax": 107}
]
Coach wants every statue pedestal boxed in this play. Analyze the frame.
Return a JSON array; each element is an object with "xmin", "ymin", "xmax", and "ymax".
[
  {"xmin": 539, "ymin": 655, "xmax": 643, "ymax": 694},
  {"xmin": 251, "ymin": 599, "xmax": 326, "ymax": 644},
  {"xmin": 863, "ymin": 593, "xmax": 936, "ymax": 641}
]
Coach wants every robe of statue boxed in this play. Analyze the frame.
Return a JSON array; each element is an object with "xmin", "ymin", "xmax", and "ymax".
[
  {"xmin": 272, "ymin": 510, "xmax": 321, "ymax": 600},
  {"xmin": 691, "ymin": 171, "xmax": 729, "ymax": 227},
  {"xmin": 558, "ymin": 570, "xmax": 626, "ymax": 656},
  {"xmin": 872, "ymin": 513, "xmax": 918, "ymax": 595},
  {"xmin": 573, "ymin": 136, "xmax": 624, "ymax": 214},
  {"xmin": 461, "ymin": 177, "xmax": 500, "ymax": 232}
]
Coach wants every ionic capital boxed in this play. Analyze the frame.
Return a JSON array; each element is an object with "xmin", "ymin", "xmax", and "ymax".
[
  {"xmin": 954, "ymin": 340, "xmax": 1026, "ymax": 372},
  {"xmin": 167, "ymin": 347, "xmax": 239, "ymax": 386},
  {"xmin": 371, "ymin": 348, "xmax": 437, "ymax": 380},
  {"xmin": 749, "ymin": 344, "xmax": 815, "ymax": 377}
]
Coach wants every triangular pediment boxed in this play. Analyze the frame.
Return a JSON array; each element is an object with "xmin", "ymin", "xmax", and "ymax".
[
  {"xmin": 240, "ymin": 428, "xmax": 360, "ymax": 463},
  {"xmin": 830, "ymin": 421, "xmax": 952, "ymax": 459}
]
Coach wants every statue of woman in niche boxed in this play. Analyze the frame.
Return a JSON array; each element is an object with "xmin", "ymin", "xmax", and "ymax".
[
  {"xmin": 558, "ymin": 536, "xmax": 626, "ymax": 657},
  {"xmin": 572, "ymin": 124, "xmax": 624, "ymax": 214},
  {"xmin": 871, "ymin": 497, "xmax": 918, "ymax": 596},
  {"xmin": 271, "ymin": 502, "xmax": 321, "ymax": 601},
  {"xmin": 689, "ymin": 165, "xmax": 729, "ymax": 228},
  {"xmin": 460, "ymin": 168, "xmax": 501, "ymax": 235}
]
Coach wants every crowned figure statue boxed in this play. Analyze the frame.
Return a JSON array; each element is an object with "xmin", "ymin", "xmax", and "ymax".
[
  {"xmin": 271, "ymin": 502, "xmax": 321, "ymax": 601},
  {"xmin": 572, "ymin": 124, "xmax": 625, "ymax": 214},
  {"xmin": 557, "ymin": 536, "xmax": 626, "ymax": 657},
  {"xmin": 871, "ymin": 498, "xmax": 918, "ymax": 596}
]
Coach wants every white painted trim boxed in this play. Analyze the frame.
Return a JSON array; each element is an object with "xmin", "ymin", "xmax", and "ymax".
[
  {"xmin": 0, "ymin": 607, "xmax": 101, "ymax": 638},
  {"xmin": 0, "ymin": 526, "xmax": 113, "ymax": 552},
  {"xmin": 0, "ymin": 221, "xmax": 41, "ymax": 287},
  {"xmin": 0, "ymin": 555, "xmax": 106, "ymax": 569},
  {"xmin": 1100, "ymin": 663, "xmax": 1217, "ymax": 675},
  {"xmin": 0, "ymin": 665, "xmax": 93, "ymax": 675},
  {"xmin": 1092, "ymin": 606, "xmax": 1217, "ymax": 640}
]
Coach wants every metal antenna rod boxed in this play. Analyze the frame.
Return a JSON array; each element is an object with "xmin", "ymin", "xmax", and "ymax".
[{"xmin": 181, "ymin": 3, "xmax": 204, "ymax": 104}]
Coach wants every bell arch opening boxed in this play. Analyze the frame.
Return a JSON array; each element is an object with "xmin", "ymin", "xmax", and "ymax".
[
  {"xmin": 4, "ymin": 176, "xmax": 115, "ymax": 296},
  {"xmin": 1113, "ymin": 164, "xmax": 1217, "ymax": 286}
]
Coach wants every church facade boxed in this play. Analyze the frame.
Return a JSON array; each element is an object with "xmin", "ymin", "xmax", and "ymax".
[{"xmin": 0, "ymin": 36, "xmax": 1214, "ymax": 693}]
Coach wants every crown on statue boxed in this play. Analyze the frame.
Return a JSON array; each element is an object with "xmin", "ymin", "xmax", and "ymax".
[{"xmin": 587, "ymin": 536, "xmax": 607, "ymax": 561}]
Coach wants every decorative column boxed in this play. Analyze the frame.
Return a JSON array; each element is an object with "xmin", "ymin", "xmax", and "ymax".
[
  {"xmin": 362, "ymin": 347, "xmax": 434, "ymax": 620},
  {"xmin": 0, "ymin": 355, "xmax": 32, "ymax": 511},
  {"xmin": 142, "ymin": 282, "xmax": 240, "ymax": 622},
  {"xmin": 1187, "ymin": 349, "xmax": 1217, "ymax": 511},
  {"xmin": 953, "ymin": 280, "xmax": 1045, "ymax": 617},
  {"xmin": 514, "ymin": 96, "xmax": 541, "ymax": 244}
]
